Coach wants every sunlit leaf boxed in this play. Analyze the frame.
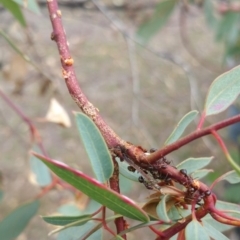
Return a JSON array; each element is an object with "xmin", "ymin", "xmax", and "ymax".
[
  {"xmin": 116, "ymin": 157, "xmax": 141, "ymax": 182},
  {"xmin": 176, "ymin": 157, "xmax": 213, "ymax": 174},
  {"xmin": 75, "ymin": 112, "xmax": 113, "ymax": 183},
  {"xmin": 164, "ymin": 110, "xmax": 198, "ymax": 145},
  {"xmin": 13, "ymin": 0, "xmax": 41, "ymax": 14},
  {"xmin": 42, "ymin": 214, "xmax": 91, "ymax": 226},
  {"xmin": 185, "ymin": 220, "xmax": 210, "ymax": 240},
  {"xmin": 0, "ymin": 200, "xmax": 39, "ymax": 240},
  {"xmin": 202, "ymin": 220, "xmax": 230, "ymax": 240},
  {"xmin": 136, "ymin": 0, "xmax": 177, "ymax": 44},
  {"xmin": 29, "ymin": 146, "xmax": 52, "ymax": 187},
  {"xmin": 0, "ymin": 0, "xmax": 26, "ymax": 26},
  {"xmin": 33, "ymin": 153, "xmax": 149, "ymax": 222},
  {"xmin": 204, "ymin": 66, "xmax": 240, "ymax": 116},
  {"xmin": 156, "ymin": 195, "xmax": 171, "ymax": 223}
]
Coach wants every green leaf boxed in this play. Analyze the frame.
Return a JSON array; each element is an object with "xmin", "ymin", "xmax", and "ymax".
[
  {"xmin": 202, "ymin": 220, "xmax": 230, "ymax": 240},
  {"xmin": 0, "ymin": 0, "xmax": 26, "ymax": 27},
  {"xmin": 30, "ymin": 146, "xmax": 52, "ymax": 187},
  {"xmin": 57, "ymin": 222, "xmax": 102, "ymax": 240},
  {"xmin": 185, "ymin": 220, "xmax": 210, "ymax": 240},
  {"xmin": 75, "ymin": 112, "xmax": 113, "ymax": 183},
  {"xmin": 0, "ymin": 200, "xmax": 39, "ymax": 240},
  {"xmin": 33, "ymin": 152, "xmax": 149, "ymax": 222},
  {"xmin": 216, "ymin": 12, "xmax": 240, "ymax": 43},
  {"xmin": 12, "ymin": 0, "xmax": 41, "ymax": 14},
  {"xmin": 176, "ymin": 157, "xmax": 213, "ymax": 174},
  {"xmin": 203, "ymin": 200, "xmax": 240, "ymax": 232},
  {"xmin": 218, "ymin": 170, "xmax": 240, "ymax": 184},
  {"xmin": 136, "ymin": 0, "xmax": 177, "ymax": 44},
  {"xmin": 116, "ymin": 157, "xmax": 141, "ymax": 182},
  {"xmin": 156, "ymin": 195, "xmax": 171, "ymax": 223},
  {"xmin": 204, "ymin": 66, "xmax": 240, "ymax": 116},
  {"xmin": 164, "ymin": 110, "xmax": 198, "ymax": 145},
  {"xmin": 204, "ymin": 0, "xmax": 218, "ymax": 29},
  {"xmin": 119, "ymin": 174, "xmax": 133, "ymax": 194},
  {"xmin": 42, "ymin": 214, "xmax": 91, "ymax": 226},
  {"xmin": 192, "ymin": 169, "xmax": 213, "ymax": 180}
]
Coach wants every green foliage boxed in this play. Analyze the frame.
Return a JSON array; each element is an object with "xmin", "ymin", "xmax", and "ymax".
[
  {"xmin": 185, "ymin": 220, "xmax": 210, "ymax": 240},
  {"xmin": 156, "ymin": 195, "xmax": 171, "ymax": 223},
  {"xmin": 204, "ymin": 66, "xmax": 240, "ymax": 116},
  {"xmin": 136, "ymin": 0, "xmax": 177, "ymax": 44},
  {"xmin": 75, "ymin": 112, "xmax": 113, "ymax": 183},
  {"xmin": 34, "ymin": 153, "xmax": 149, "ymax": 222},
  {"xmin": 30, "ymin": 146, "xmax": 52, "ymax": 187},
  {"xmin": 42, "ymin": 214, "xmax": 92, "ymax": 226},
  {"xmin": 202, "ymin": 220, "xmax": 230, "ymax": 240},
  {"xmin": 0, "ymin": 200, "xmax": 39, "ymax": 240},
  {"xmin": 0, "ymin": 0, "xmax": 26, "ymax": 27},
  {"xmin": 12, "ymin": 0, "xmax": 41, "ymax": 14},
  {"xmin": 116, "ymin": 157, "xmax": 141, "ymax": 182},
  {"xmin": 164, "ymin": 110, "xmax": 198, "ymax": 145},
  {"xmin": 176, "ymin": 157, "xmax": 213, "ymax": 174}
]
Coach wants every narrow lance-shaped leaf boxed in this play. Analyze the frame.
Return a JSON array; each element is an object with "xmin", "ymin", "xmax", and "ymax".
[
  {"xmin": 136, "ymin": 0, "xmax": 177, "ymax": 44},
  {"xmin": 42, "ymin": 214, "xmax": 92, "ymax": 226},
  {"xmin": 176, "ymin": 157, "xmax": 213, "ymax": 174},
  {"xmin": 33, "ymin": 152, "xmax": 149, "ymax": 222},
  {"xmin": 164, "ymin": 110, "xmax": 198, "ymax": 145},
  {"xmin": 13, "ymin": 0, "xmax": 41, "ymax": 14},
  {"xmin": 185, "ymin": 220, "xmax": 210, "ymax": 240},
  {"xmin": 0, "ymin": 200, "xmax": 39, "ymax": 240},
  {"xmin": 204, "ymin": 65, "xmax": 240, "ymax": 116},
  {"xmin": 0, "ymin": 0, "xmax": 26, "ymax": 27},
  {"xmin": 75, "ymin": 112, "xmax": 113, "ymax": 183}
]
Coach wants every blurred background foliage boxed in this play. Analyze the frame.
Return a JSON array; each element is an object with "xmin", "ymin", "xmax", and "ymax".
[{"xmin": 1, "ymin": 0, "xmax": 240, "ymax": 239}]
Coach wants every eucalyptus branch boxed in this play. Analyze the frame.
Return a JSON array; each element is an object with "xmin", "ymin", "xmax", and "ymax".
[
  {"xmin": 45, "ymin": 0, "xmax": 240, "ymax": 238},
  {"xmin": 146, "ymin": 114, "xmax": 240, "ymax": 163},
  {"xmin": 46, "ymin": 0, "xmax": 125, "ymax": 148}
]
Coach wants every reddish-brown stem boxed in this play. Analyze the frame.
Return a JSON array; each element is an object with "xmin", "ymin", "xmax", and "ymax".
[
  {"xmin": 211, "ymin": 130, "xmax": 228, "ymax": 155},
  {"xmin": 0, "ymin": 88, "xmax": 41, "ymax": 143},
  {"xmin": 46, "ymin": 0, "xmax": 125, "ymax": 149},
  {"xmin": 146, "ymin": 114, "xmax": 240, "ymax": 163},
  {"xmin": 210, "ymin": 211, "xmax": 240, "ymax": 227},
  {"xmin": 148, "ymin": 226, "xmax": 163, "ymax": 237},
  {"xmin": 156, "ymin": 195, "xmax": 215, "ymax": 240},
  {"xmin": 197, "ymin": 111, "xmax": 206, "ymax": 130},
  {"xmin": 109, "ymin": 159, "xmax": 127, "ymax": 239},
  {"xmin": 102, "ymin": 206, "xmax": 117, "ymax": 237}
]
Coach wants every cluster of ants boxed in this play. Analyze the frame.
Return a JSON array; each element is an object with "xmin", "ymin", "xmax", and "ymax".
[{"xmin": 125, "ymin": 148, "xmax": 212, "ymax": 205}]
